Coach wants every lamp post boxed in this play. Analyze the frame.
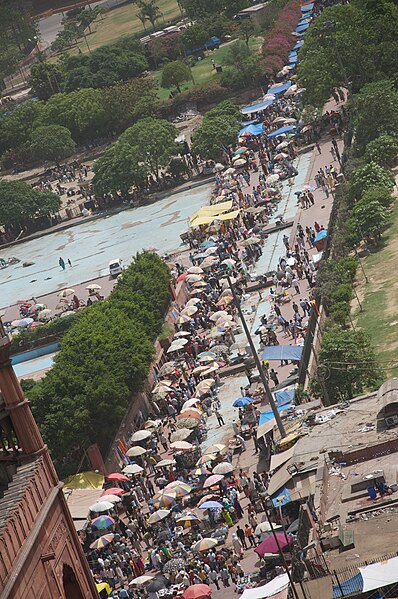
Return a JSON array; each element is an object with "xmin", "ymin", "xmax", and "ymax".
[{"xmin": 226, "ymin": 275, "xmax": 286, "ymax": 438}]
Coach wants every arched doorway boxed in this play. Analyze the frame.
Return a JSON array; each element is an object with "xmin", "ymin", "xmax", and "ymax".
[{"xmin": 62, "ymin": 564, "xmax": 84, "ymax": 599}]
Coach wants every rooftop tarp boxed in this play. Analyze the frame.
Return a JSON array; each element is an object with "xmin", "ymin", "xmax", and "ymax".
[
  {"xmin": 301, "ymin": 3, "xmax": 314, "ymax": 11},
  {"xmin": 261, "ymin": 345, "xmax": 303, "ymax": 361},
  {"xmin": 333, "ymin": 574, "xmax": 363, "ymax": 598},
  {"xmin": 64, "ymin": 471, "xmax": 105, "ymax": 490},
  {"xmin": 258, "ymin": 404, "xmax": 293, "ymax": 427},
  {"xmin": 257, "ymin": 404, "xmax": 292, "ymax": 439},
  {"xmin": 238, "ymin": 123, "xmax": 265, "ymax": 136},
  {"xmin": 241, "ymin": 99, "xmax": 274, "ymax": 115},
  {"xmin": 359, "ymin": 556, "xmax": 398, "ymax": 592},
  {"xmin": 267, "ymin": 82, "xmax": 292, "ymax": 96},
  {"xmin": 240, "ymin": 574, "xmax": 289, "ymax": 599},
  {"xmin": 270, "ymin": 446, "xmax": 295, "ymax": 472},
  {"xmin": 267, "ymin": 125, "xmax": 297, "ymax": 139},
  {"xmin": 275, "ymin": 385, "xmax": 295, "ymax": 407}
]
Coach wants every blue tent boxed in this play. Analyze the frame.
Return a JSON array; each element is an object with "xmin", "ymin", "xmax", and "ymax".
[
  {"xmin": 296, "ymin": 23, "xmax": 310, "ymax": 32},
  {"xmin": 267, "ymin": 82, "xmax": 292, "ymax": 96},
  {"xmin": 240, "ymin": 119, "xmax": 258, "ymax": 126},
  {"xmin": 258, "ymin": 404, "xmax": 293, "ymax": 428},
  {"xmin": 275, "ymin": 386, "xmax": 295, "ymax": 407},
  {"xmin": 241, "ymin": 99, "xmax": 274, "ymax": 115},
  {"xmin": 301, "ymin": 2, "xmax": 314, "ymax": 11},
  {"xmin": 289, "ymin": 56, "xmax": 298, "ymax": 65},
  {"xmin": 315, "ymin": 229, "xmax": 328, "ymax": 242},
  {"xmin": 289, "ymin": 51, "xmax": 297, "ymax": 59},
  {"xmin": 261, "ymin": 345, "xmax": 303, "ymax": 361},
  {"xmin": 333, "ymin": 574, "xmax": 363, "ymax": 598},
  {"xmin": 238, "ymin": 123, "xmax": 264, "ymax": 136},
  {"xmin": 267, "ymin": 125, "xmax": 297, "ymax": 139},
  {"xmin": 293, "ymin": 40, "xmax": 304, "ymax": 50}
]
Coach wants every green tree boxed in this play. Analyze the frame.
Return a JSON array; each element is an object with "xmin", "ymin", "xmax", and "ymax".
[
  {"xmin": 351, "ymin": 197, "xmax": 389, "ymax": 244},
  {"xmin": 30, "ymin": 125, "xmax": 76, "ymax": 165},
  {"xmin": 364, "ymin": 134, "xmax": 398, "ymax": 168},
  {"xmin": 120, "ymin": 118, "xmax": 178, "ymax": 179},
  {"xmin": 0, "ymin": 4, "xmax": 36, "ymax": 79},
  {"xmin": 317, "ymin": 327, "xmax": 382, "ymax": 403},
  {"xmin": 191, "ymin": 116, "xmax": 239, "ymax": 160},
  {"xmin": 239, "ymin": 19, "xmax": 255, "ymax": 47},
  {"xmin": 0, "ymin": 100, "xmax": 43, "ymax": 156},
  {"xmin": 92, "ymin": 141, "xmax": 148, "ymax": 195},
  {"xmin": 134, "ymin": 0, "xmax": 162, "ymax": 29},
  {"xmin": 160, "ymin": 60, "xmax": 191, "ymax": 93},
  {"xmin": 349, "ymin": 162, "xmax": 394, "ymax": 200},
  {"xmin": 353, "ymin": 81, "xmax": 398, "ymax": 155},
  {"xmin": 179, "ymin": 25, "xmax": 209, "ymax": 52},
  {"xmin": 102, "ymin": 79, "xmax": 159, "ymax": 132},
  {"xmin": 29, "ymin": 62, "xmax": 63, "ymax": 100},
  {"xmin": 360, "ymin": 187, "xmax": 393, "ymax": 209},
  {"xmin": 0, "ymin": 180, "xmax": 61, "ymax": 229}
]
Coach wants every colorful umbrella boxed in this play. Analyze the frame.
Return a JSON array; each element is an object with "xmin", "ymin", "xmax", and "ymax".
[
  {"xmin": 90, "ymin": 533, "xmax": 114, "ymax": 550},
  {"xmin": 178, "ymin": 408, "xmax": 202, "ymax": 421},
  {"xmin": 152, "ymin": 489, "xmax": 177, "ymax": 507},
  {"xmin": 190, "ymin": 467, "xmax": 211, "ymax": 477},
  {"xmin": 203, "ymin": 474, "xmax": 224, "ymax": 489},
  {"xmin": 181, "ymin": 305, "xmax": 199, "ymax": 316},
  {"xmin": 176, "ymin": 513, "xmax": 202, "ymax": 528},
  {"xmin": 163, "ymin": 558, "xmax": 186, "ymax": 574},
  {"xmin": 101, "ymin": 487, "xmax": 125, "ymax": 497},
  {"xmin": 96, "ymin": 582, "xmax": 112, "ymax": 595},
  {"xmin": 106, "ymin": 473, "xmax": 129, "ymax": 482},
  {"xmin": 212, "ymin": 462, "xmax": 234, "ymax": 475},
  {"xmin": 148, "ymin": 509, "xmax": 171, "ymax": 524},
  {"xmin": 183, "ymin": 584, "xmax": 212, "ymax": 599},
  {"xmin": 191, "ymin": 538, "xmax": 218, "ymax": 552},
  {"xmin": 199, "ymin": 500, "xmax": 223, "ymax": 510},
  {"xmin": 57, "ymin": 288, "xmax": 75, "ymax": 297},
  {"xmin": 91, "ymin": 515, "xmax": 115, "ymax": 530},
  {"xmin": 196, "ymin": 379, "xmax": 215, "ymax": 393},
  {"xmin": 165, "ymin": 481, "xmax": 192, "ymax": 497}
]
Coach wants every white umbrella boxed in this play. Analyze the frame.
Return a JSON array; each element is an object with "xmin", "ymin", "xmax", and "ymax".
[
  {"xmin": 266, "ymin": 174, "xmax": 280, "ymax": 185},
  {"xmin": 213, "ymin": 462, "xmax": 234, "ymax": 475},
  {"xmin": 234, "ymin": 158, "xmax": 247, "ymax": 167},
  {"xmin": 174, "ymin": 330, "xmax": 191, "ymax": 338},
  {"xmin": 89, "ymin": 501, "xmax": 114, "ymax": 512},
  {"xmin": 186, "ymin": 298, "xmax": 201, "ymax": 307},
  {"xmin": 187, "ymin": 266, "xmax": 203, "ymax": 274},
  {"xmin": 123, "ymin": 464, "xmax": 144, "ymax": 475},
  {"xmin": 155, "ymin": 459, "xmax": 176, "ymax": 468},
  {"xmin": 284, "ymin": 85, "xmax": 298, "ymax": 96},
  {"xmin": 181, "ymin": 306, "xmax": 198, "ymax": 317},
  {"xmin": 182, "ymin": 398, "xmax": 201, "ymax": 410},
  {"xmin": 126, "ymin": 446, "xmax": 147, "ymax": 457},
  {"xmin": 214, "ymin": 163, "xmax": 224, "ymax": 171},
  {"xmin": 185, "ymin": 274, "xmax": 203, "ymax": 284},
  {"xmin": 102, "ymin": 494, "xmax": 122, "ymax": 503},
  {"xmin": 86, "ymin": 283, "xmax": 102, "ymax": 290},
  {"xmin": 129, "ymin": 575, "xmax": 154, "ymax": 586},
  {"xmin": 38, "ymin": 309, "xmax": 52, "ymax": 320},
  {"xmin": 131, "ymin": 430, "xmax": 152, "ymax": 443},
  {"xmin": 224, "ymin": 167, "xmax": 236, "ymax": 176}
]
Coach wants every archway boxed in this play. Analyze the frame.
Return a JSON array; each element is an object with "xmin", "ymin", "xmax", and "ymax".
[{"xmin": 62, "ymin": 564, "xmax": 84, "ymax": 599}]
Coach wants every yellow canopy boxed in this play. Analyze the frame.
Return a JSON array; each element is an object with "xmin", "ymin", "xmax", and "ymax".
[
  {"xmin": 96, "ymin": 582, "xmax": 112, "ymax": 595},
  {"xmin": 63, "ymin": 471, "xmax": 105, "ymax": 490},
  {"xmin": 216, "ymin": 209, "xmax": 241, "ymax": 222},
  {"xmin": 190, "ymin": 200, "xmax": 234, "ymax": 225}
]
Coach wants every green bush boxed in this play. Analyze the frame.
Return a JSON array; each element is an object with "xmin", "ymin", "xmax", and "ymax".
[
  {"xmin": 9, "ymin": 314, "xmax": 77, "ymax": 355},
  {"xmin": 365, "ymin": 134, "xmax": 398, "ymax": 168},
  {"xmin": 28, "ymin": 252, "xmax": 170, "ymax": 477},
  {"xmin": 349, "ymin": 162, "xmax": 394, "ymax": 200}
]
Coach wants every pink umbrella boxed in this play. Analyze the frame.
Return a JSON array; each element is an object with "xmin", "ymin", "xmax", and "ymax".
[
  {"xmin": 254, "ymin": 533, "xmax": 293, "ymax": 556},
  {"xmin": 101, "ymin": 487, "xmax": 125, "ymax": 497},
  {"xmin": 202, "ymin": 474, "xmax": 224, "ymax": 489}
]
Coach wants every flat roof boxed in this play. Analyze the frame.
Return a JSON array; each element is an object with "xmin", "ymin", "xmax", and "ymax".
[{"xmin": 238, "ymin": 2, "xmax": 270, "ymax": 14}]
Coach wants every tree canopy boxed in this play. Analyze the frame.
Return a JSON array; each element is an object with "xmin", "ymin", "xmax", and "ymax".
[
  {"xmin": 0, "ymin": 180, "xmax": 61, "ymax": 230},
  {"xmin": 29, "ymin": 62, "xmax": 64, "ymax": 101},
  {"xmin": 191, "ymin": 101, "xmax": 241, "ymax": 160},
  {"xmin": 93, "ymin": 141, "xmax": 148, "ymax": 195},
  {"xmin": 160, "ymin": 61, "xmax": 191, "ymax": 93},
  {"xmin": 30, "ymin": 125, "xmax": 76, "ymax": 165},
  {"xmin": 28, "ymin": 252, "xmax": 170, "ymax": 476}
]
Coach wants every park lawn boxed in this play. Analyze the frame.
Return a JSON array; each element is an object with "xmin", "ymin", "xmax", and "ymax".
[
  {"xmin": 354, "ymin": 196, "xmax": 398, "ymax": 377},
  {"xmin": 153, "ymin": 36, "xmax": 263, "ymax": 100},
  {"xmin": 76, "ymin": 0, "xmax": 182, "ymax": 53}
]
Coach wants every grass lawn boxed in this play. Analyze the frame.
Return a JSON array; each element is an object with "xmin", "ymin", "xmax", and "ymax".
[
  {"xmin": 354, "ymin": 192, "xmax": 398, "ymax": 377},
  {"xmin": 76, "ymin": 0, "xmax": 182, "ymax": 53},
  {"xmin": 153, "ymin": 36, "xmax": 263, "ymax": 100}
]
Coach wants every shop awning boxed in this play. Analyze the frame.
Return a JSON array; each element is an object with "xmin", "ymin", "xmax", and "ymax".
[
  {"xmin": 359, "ymin": 556, "xmax": 398, "ymax": 592},
  {"xmin": 270, "ymin": 446, "xmax": 295, "ymax": 472},
  {"xmin": 241, "ymin": 99, "xmax": 274, "ymax": 115},
  {"xmin": 267, "ymin": 82, "xmax": 292, "ymax": 96},
  {"xmin": 238, "ymin": 123, "xmax": 265, "ymax": 136},
  {"xmin": 190, "ymin": 201, "xmax": 234, "ymax": 225},
  {"xmin": 190, "ymin": 209, "xmax": 240, "ymax": 228},
  {"xmin": 257, "ymin": 404, "xmax": 292, "ymax": 439},
  {"xmin": 267, "ymin": 125, "xmax": 297, "ymax": 139},
  {"xmin": 240, "ymin": 574, "xmax": 289, "ymax": 599},
  {"xmin": 261, "ymin": 345, "xmax": 303, "ymax": 361}
]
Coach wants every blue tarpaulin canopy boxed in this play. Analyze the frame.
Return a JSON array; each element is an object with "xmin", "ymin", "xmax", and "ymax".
[
  {"xmin": 296, "ymin": 23, "xmax": 310, "ymax": 32},
  {"xmin": 240, "ymin": 119, "xmax": 258, "ymax": 126},
  {"xmin": 261, "ymin": 345, "xmax": 303, "ymax": 361},
  {"xmin": 267, "ymin": 82, "xmax": 292, "ymax": 96},
  {"xmin": 241, "ymin": 99, "xmax": 274, "ymax": 115},
  {"xmin": 275, "ymin": 386, "xmax": 295, "ymax": 407},
  {"xmin": 289, "ymin": 51, "xmax": 297, "ymax": 59},
  {"xmin": 238, "ymin": 123, "xmax": 264, "ymax": 136},
  {"xmin": 301, "ymin": 3, "xmax": 314, "ymax": 11},
  {"xmin": 333, "ymin": 574, "xmax": 363, "ymax": 598},
  {"xmin": 294, "ymin": 40, "xmax": 304, "ymax": 50},
  {"xmin": 258, "ymin": 404, "xmax": 293, "ymax": 427},
  {"xmin": 289, "ymin": 56, "xmax": 298, "ymax": 65},
  {"xmin": 272, "ymin": 486, "xmax": 292, "ymax": 507},
  {"xmin": 315, "ymin": 229, "xmax": 328, "ymax": 242},
  {"xmin": 267, "ymin": 125, "xmax": 297, "ymax": 139}
]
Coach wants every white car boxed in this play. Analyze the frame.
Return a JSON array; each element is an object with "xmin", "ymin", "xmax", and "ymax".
[{"xmin": 109, "ymin": 258, "xmax": 123, "ymax": 278}]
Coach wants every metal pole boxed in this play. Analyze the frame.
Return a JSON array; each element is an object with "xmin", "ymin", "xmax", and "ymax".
[
  {"xmin": 264, "ymin": 504, "xmax": 301, "ymax": 599},
  {"xmin": 226, "ymin": 275, "xmax": 286, "ymax": 437},
  {"xmin": 352, "ymin": 287, "xmax": 362, "ymax": 312},
  {"xmin": 354, "ymin": 248, "xmax": 368, "ymax": 283}
]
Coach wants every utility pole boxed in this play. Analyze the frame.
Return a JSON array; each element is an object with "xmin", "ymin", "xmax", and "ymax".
[{"xmin": 227, "ymin": 275, "xmax": 286, "ymax": 438}]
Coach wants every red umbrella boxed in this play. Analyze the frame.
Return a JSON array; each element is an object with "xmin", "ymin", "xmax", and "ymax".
[
  {"xmin": 101, "ymin": 487, "xmax": 125, "ymax": 497},
  {"xmin": 183, "ymin": 584, "xmax": 212, "ymax": 599},
  {"xmin": 177, "ymin": 273, "xmax": 188, "ymax": 282},
  {"xmin": 106, "ymin": 473, "xmax": 129, "ymax": 482},
  {"xmin": 254, "ymin": 532, "xmax": 292, "ymax": 556}
]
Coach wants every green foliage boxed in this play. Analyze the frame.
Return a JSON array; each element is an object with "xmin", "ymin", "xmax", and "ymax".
[
  {"xmin": 102, "ymin": 79, "xmax": 159, "ymax": 132},
  {"xmin": 298, "ymin": 3, "xmax": 398, "ymax": 107},
  {"xmin": 0, "ymin": 180, "xmax": 61, "ymax": 229},
  {"xmin": 219, "ymin": 42, "xmax": 264, "ymax": 91},
  {"xmin": 181, "ymin": 0, "xmax": 249, "ymax": 20},
  {"xmin": 349, "ymin": 162, "xmax": 394, "ymax": 200},
  {"xmin": 318, "ymin": 327, "xmax": 382, "ymax": 403},
  {"xmin": 353, "ymin": 81, "xmax": 398, "ymax": 155},
  {"xmin": 0, "ymin": 100, "xmax": 43, "ymax": 157},
  {"xmin": 191, "ymin": 102, "xmax": 240, "ymax": 161},
  {"xmin": 28, "ymin": 252, "xmax": 170, "ymax": 476},
  {"xmin": 238, "ymin": 19, "xmax": 256, "ymax": 46},
  {"xmin": 10, "ymin": 314, "xmax": 77, "ymax": 355},
  {"xmin": 160, "ymin": 61, "xmax": 191, "ymax": 93},
  {"xmin": 365, "ymin": 134, "xmax": 398, "ymax": 168},
  {"xmin": 180, "ymin": 25, "xmax": 209, "ymax": 52},
  {"xmin": 93, "ymin": 141, "xmax": 148, "ymax": 195},
  {"xmin": 360, "ymin": 187, "xmax": 393, "ymax": 209},
  {"xmin": 134, "ymin": 0, "xmax": 162, "ymax": 29},
  {"xmin": 120, "ymin": 117, "xmax": 178, "ymax": 178},
  {"xmin": 29, "ymin": 62, "xmax": 64, "ymax": 100},
  {"xmin": 316, "ymin": 256, "xmax": 357, "ymax": 309},
  {"xmin": 30, "ymin": 125, "xmax": 76, "ymax": 165},
  {"xmin": 0, "ymin": 4, "xmax": 35, "ymax": 79},
  {"xmin": 351, "ymin": 197, "xmax": 389, "ymax": 243}
]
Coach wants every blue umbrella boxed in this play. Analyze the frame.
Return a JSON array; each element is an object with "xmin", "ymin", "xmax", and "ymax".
[
  {"xmin": 199, "ymin": 501, "xmax": 223, "ymax": 510},
  {"xmin": 233, "ymin": 397, "xmax": 254, "ymax": 407}
]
